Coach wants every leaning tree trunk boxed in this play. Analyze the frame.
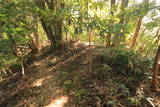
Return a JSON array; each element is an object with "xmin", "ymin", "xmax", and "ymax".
[
  {"xmin": 154, "ymin": 28, "xmax": 160, "ymax": 44},
  {"xmin": 40, "ymin": 18, "xmax": 56, "ymax": 46},
  {"xmin": 129, "ymin": 16, "xmax": 143, "ymax": 49},
  {"xmin": 151, "ymin": 46, "xmax": 160, "ymax": 91},
  {"xmin": 130, "ymin": 0, "xmax": 149, "ymax": 49}
]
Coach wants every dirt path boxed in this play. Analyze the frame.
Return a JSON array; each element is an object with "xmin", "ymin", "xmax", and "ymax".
[
  {"xmin": 0, "ymin": 50, "xmax": 76, "ymax": 107},
  {"xmin": 0, "ymin": 43, "xmax": 96, "ymax": 107},
  {"xmin": 1, "ymin": 44, "xmax": 160, "ymax": 107}
]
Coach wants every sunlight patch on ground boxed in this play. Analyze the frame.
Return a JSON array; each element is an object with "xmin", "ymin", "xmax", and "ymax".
[
  {"xmin": 31, "ymin": 76, "xmax": 52, "ymax": 87},
  {"xmin": 34, "ymin": 62, "xmax": 43, "ymax": 66},
  {"xmin": 45, "ymin": 96, "xmax": 68, "ymax": 107},
  {"xmin": 55, "ymin": 89, "xmax": 63, "ymax": 93}
]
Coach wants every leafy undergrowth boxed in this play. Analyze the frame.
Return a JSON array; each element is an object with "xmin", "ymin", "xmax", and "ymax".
[
  {"xmin": 0, "ymin": 42, "xmax": 160, "ymax": 107},
  {"xmin": 58, "ymin": 45, "xmax": 160, "ymax": 107}
]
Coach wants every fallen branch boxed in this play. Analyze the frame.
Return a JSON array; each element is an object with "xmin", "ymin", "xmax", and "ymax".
[{"xmin": 146, "ymin": 98, "xmax": 155, "ymax": 107}]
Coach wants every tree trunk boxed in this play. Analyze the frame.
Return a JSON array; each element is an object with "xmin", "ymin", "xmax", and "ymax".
[
  {"xmin": 106, "ymin": 33, "xmax": 111, "ymax": 47},
  {"xmin": 129, "ymin": 16, "xmax": 143, "ymax": 49},
  {"xmin": 34, "ymin": 32, "xmax": 40, "ymax": 50},
  {"xmin": 35, "ymin": 0, "xmax": 63, "ymax": 48},
  {"xmin": 151, "ymin": 46, "xmax": 160, "ymax": 91},
  {"xmin": 114, "ymin": 0, "xmax": 129, "ymax": 47},
  {"xmin": 154, "ymin": 28, "xmax": 160, "ymax": 44},
  {"xmin": 57, "ymin": 21, "xmax": 63, "ymax": 44},
  {"xmin": 28, "ymin": 32, "xmax": 40, "ymax": 53},
  {"xmin": 120, "ymin": 0, "xmax": 129, "ymax": 23},
  {"xmin": 130, "ymin": 0, "xmax": 149, "ymax": 49},
  {"xmin": 105, "ymin": 0, "xmax": 115, "ymax": 47},
  {"xmin": 0, "ymin": 33, "xmax": 3, "ymax": 40},
  {"xmin": 40, "ymin": 18, "xmax": 56, "ymax": 46}
]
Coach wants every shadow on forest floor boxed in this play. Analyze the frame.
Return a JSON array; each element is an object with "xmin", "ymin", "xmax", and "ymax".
[
  {"xmin": 0, "ymin": 42, "xmax": 97, "ymax": 107},
  {"xmin": 0, "ymin": 42, "xmax": 160, "ymax": 107}
]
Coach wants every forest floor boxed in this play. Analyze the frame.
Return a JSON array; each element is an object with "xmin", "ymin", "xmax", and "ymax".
[{"xmin": 0, "ymin": 42, "xmax": 160, "ymax": 107}]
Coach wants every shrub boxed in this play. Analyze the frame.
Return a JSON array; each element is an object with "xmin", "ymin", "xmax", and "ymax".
[
  {"xmin": 101, "ymin": 48, "xmax": 137, "ymax": 73},
  {"xmin": 101, "ymin": 48, "xmax": 151, "ymax": 77}
]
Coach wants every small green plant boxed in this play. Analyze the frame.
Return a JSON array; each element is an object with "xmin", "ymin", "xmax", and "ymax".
[
  {"xmin": 127, "ymin": 97, "xmax": 141, "ymax": 107},
  {"xmin": 74, "ymin": 89, "xmax": 88, "ymax": 100},
  {"xmin": 102, "ymin": 64, "xmax": 112, "ymax": 72},
  {"xmin": 64, "ymin": 80, "xmax": 76, "ymax": 93},
  {"xmin": 60, "ymin": 71, "xmax": 68, "ymax": 77},
  {"xmin": 59, "ymin": 71, "xmax": 69, "ymax": 80},
  {"xmin": 134, "ymin": 69, "xmax": 145, "ymax": 81},
  {"xmin": 106, "ymin": 100, "xmax": 116, "ymax": 107},
  {"xmin": 10, "ymin": 62, "xmax": 22, "ymax": 71},
  {"xmin": 118, "ymin": 84, "xmax": 130, "ymax": 96}
]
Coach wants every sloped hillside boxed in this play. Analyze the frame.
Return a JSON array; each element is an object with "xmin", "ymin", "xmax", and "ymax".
[{"xmin": 0, "ymin": 42, "xmax": 159, "ymax": 107}]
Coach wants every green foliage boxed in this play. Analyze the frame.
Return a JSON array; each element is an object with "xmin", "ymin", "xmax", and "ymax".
[
  {"xmin": 63, "ymin": 75, "xmax": 81, "ymax": 93},
  {"xmin": 101, "ymin": 48, "xmax": 136, "ymax": 73},
  {"xmin": 64, "ymin": 80, "xmax": 75, "ymax": 93},
  {"xmin": 60, "ymin": 71, "xmax": 69, "ymax": 77},
  {"xmin": 74, "ymin": 89, "xmax": 88, "ymax": 100},
  {"xmin": 10, "ymin": 62, "xmax": 22, "ymax": 71},
  {"xmin": 0, "ymin": 0, "xmax": 37, "ymax": 36},
  {"xmin": 110, "ymin": 83, "xmax": 130, "ymax": 97},
  {"xmin": 145, "ymin": 18, "xmax": 160, "ymax": 29},
  {"xmin": 106, "ymin": 100, "xmax": 116, "ymax": 107},
  {"xmin": 127, "ymin": 97, "xmax": 141, "ymax": 107},
  {"xmin": 101, "ymin": 47, "xmax": 151, "ymax": 81},
  {"xmin": 0, "ymin": 0, "xmax": 38, "ymax": 77},
  {"xmin": 118, "ymin": 84, "xmax": 130, "ymax": 96},
  {"xmin": 135, "ymin": 32, "xmax": 159, "ymax": 57},
  {"xmin": 102, "ymin": 64, "xmax": 112, "ymax": 72}
]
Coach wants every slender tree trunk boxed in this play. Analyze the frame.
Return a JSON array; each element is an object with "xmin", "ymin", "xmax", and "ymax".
[
  {"xmin": 0, "ymin": 33, "xmax": 3, "ymax": 40},
  {"xmin": 130, "ymin": 0, "xmax": 149, "ymax": 49},
  {"xmin": 130, "ymin": 16, "xmax": 143, "ymax": 49},
  {"xmin": 54, "ymin": 20, "xmax": 63, "ymax": 47},
  {"xmin": 89, "ymin": 29, "xmax": 92, "ymax": 74},
  {"xmin": 106, "ymin": 0, "xmax": 115, "ymax": 47},
  {"xmin": 151, "ymin": 46, "xmax": 160, "ymax": 91},
  {"xmin": 120, "ymin": 0, "xmax": 129, "ymax": 24},
  {"xmin": 114, "ymin": 0, "xmax": 129, "ymax": 47},
  {"xmin": 154, "ymin": 28, "xmax": 160, "ymax": 44},
  {"xmin": 34, "ymin": 32, "xmax": 40, "ymax": 50},
  {"xmin": 28, "ymin": 32, "xmax": 40, "ymax": 53},
  {"xmin": 106, "ymin": 33, "xmax": 111, "ymax": 47},
  {"xmin": 79, "ymin": 0, "xmax": 83, "ymax": 34}
]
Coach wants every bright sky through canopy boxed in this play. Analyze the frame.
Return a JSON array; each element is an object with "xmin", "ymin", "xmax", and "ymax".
[{"xmin": 136, "ymin": 0, "xmax": 160, "ymax": 4}]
